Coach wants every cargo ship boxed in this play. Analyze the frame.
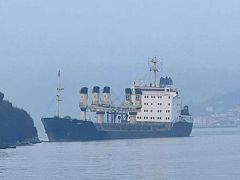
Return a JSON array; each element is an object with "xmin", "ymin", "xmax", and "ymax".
[{"xmin": 42, "ymin": 58, "xmax": 193, "ymax": 141}]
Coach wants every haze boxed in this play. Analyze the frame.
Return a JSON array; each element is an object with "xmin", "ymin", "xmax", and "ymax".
[{"xmin": 0, "ymin": 0, "xmax": 240, "ymax": 137}]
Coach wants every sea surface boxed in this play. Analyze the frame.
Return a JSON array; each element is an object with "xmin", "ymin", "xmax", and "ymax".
[{"xmin": 0, "ymin": 127, "xmax": 240, "ymax": 180}]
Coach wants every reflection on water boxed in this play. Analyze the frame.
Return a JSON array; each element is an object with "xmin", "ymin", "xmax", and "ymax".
[
  {"xmin": 0, "ymin": 127, "xmax": 240, "ymax": 180},
  {"xmin": 0, "ymin": 152, "xmax": 10, "ymax": 159},
  {"xmin": 0, "ymin": 151, "xmax": 12, "ymax": 175}
]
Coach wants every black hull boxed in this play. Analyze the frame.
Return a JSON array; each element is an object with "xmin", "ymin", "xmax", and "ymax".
[{"xmin": 42, "ymin": 117, "xmax": 193, "ymax": 142}]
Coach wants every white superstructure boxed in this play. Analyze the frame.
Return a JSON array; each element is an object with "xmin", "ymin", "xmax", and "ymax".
[
  {"xmin": 129, "ymin": 58, "xmax": 182, "ymax": 123},
  {"xmin": 131, "ymin": 85, "xmax": 181, "ymax": 123}
]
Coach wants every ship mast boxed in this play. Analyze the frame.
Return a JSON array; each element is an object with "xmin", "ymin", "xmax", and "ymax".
[
  {"xmin": 56, "ymin": 70, "xmax": 64, "ymax": 117},
  {"xmin": 149, "ymin": 57, "xmax": 159, "ymax": 87}
]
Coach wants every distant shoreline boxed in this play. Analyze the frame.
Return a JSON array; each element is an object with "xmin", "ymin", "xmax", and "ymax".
[{"xmin": 193, "ymin": 125, "xmax": 239, "ymax": 129}]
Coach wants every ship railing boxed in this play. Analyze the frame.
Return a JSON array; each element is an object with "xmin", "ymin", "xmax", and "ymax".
[{"xmin": 88, "ymin": 104, "xmax": 142, "ymax": 113}]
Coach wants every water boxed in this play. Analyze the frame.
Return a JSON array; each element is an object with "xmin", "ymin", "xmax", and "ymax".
[{"xmin": 1, "ymin": 128, "xmax": 240, "ymax": 180}]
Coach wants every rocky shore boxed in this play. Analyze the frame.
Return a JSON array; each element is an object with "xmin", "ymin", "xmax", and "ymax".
[{"xmin": 0, "ymin": 92, "xmax": 40, "ymax": 149}]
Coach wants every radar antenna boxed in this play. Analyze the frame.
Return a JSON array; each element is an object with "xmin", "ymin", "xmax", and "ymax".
[
  {"xmin": 56, "ymin": 70, "xmax": 64, "ymax": 117},
  {"xmin": 149, "ymin": 57, "xmax": 159, "ymax": 87}
]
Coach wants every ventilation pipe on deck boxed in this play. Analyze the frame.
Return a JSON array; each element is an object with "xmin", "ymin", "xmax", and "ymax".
[
  {"xmin": 96, "ymin": 111, "xmax": 105, "ymax": 124},
  {"xmin": 129, "ymin": 112, "xmax": 137, "ymax": 124}
]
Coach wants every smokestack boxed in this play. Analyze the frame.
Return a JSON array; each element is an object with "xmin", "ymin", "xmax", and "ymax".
[
  {"xmin": 134, "ymin": 88, "xmax": 142, "ymax": 106},
  {"xmin": 92, "ymin": 86, "xmax": 100, "ymax": 105},
  {"xmin": 102, "ymin": 86, "xmax": 111, "ymax": 106},
  {"xmin": 79, "ymin": 87, "xmax": 88, "ymax": 120},
  {"xmin": 125, "ymin": 88, "xmax": 132, "ymax": 105}
]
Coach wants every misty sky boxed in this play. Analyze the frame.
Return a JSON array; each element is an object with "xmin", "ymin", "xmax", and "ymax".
[{"xmin": 0, "ymin": 0, "xmax": 240, "ymax": 137}]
